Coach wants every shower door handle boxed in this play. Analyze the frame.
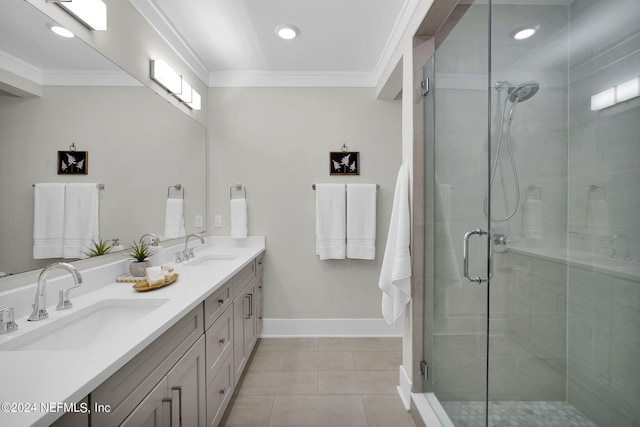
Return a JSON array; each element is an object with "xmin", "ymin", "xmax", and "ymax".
[{"xmin": 463, "ymin": 228, "xmax": 489, "ymax": 283}]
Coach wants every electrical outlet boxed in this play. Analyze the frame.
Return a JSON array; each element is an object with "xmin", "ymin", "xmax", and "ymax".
[
  {"xmin": 195, "ymin": 214, "xmax": 203, "ymax": 227},
  {"xmin": 214, "ymin": 215, "xmax": 222, "ymax": 227}
]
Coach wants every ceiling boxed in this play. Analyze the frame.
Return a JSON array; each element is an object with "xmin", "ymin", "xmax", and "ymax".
[{"xmin": 129, "ymin": 0, "xmax": 410, "ymax": 86}]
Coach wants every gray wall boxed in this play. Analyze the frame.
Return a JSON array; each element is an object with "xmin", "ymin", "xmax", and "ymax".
[
  {"xmin": 208, "ymin": 87, "xmax": 402, "ymax": 320},
  {"xmin": 0, "ymin": 85, "xmax": 207, "ymax": 275}
]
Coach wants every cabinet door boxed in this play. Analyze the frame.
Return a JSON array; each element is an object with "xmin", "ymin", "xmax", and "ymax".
[
  {"xmin": 244, "ymin": 281, "xmax": 257, "ymax": 356},
  {"xmin": 120, "ymin": 378, "xmax": 168, "ymax": 427},
  {"xmin": 167, "ymin": 336, "xmax": 206, "ymax": 427}
]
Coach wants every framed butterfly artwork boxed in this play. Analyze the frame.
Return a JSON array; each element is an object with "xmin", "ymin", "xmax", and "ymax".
[
  {"xmin": 57, "ymin": 150, "xmax": 88, "ymax": 175},
  {"xmin": 329, "ymin": 151, "xmax": 359, "ymax": 175}
]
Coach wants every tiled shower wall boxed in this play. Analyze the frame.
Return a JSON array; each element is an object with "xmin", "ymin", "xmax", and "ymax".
[{"xmin": 566, "ymin": 264, "xmax": 640, "ymax": 426}]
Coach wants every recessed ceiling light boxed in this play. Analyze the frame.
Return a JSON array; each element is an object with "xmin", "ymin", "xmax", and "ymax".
[
  {"xmin": 510, "ymin": 25, "xmax": 539, "ymax": 41},
  {"xmin": 48, "ymin": 24, "xmax": 74, "ymax": 38},
  {"xmin": 275, "ymin": 24, "xmax": 299, "ymax": 40}
]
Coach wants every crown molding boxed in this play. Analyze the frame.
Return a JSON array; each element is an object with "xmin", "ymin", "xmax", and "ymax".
[{"xmin": 0, "ymin": 49, "xmax": 141, "ymax": 87}]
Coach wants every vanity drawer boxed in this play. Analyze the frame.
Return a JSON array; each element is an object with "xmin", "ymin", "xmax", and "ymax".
[
  {"xmin": 206, "ymin": 351, "xmax": 234, "ymax": 427},
  {"xmin": 204, "ymin": 280, "xmax": 231, "ymax": 329},
  {"xmin": 91, "ymin": 305, "xmax": 204, "ymax": 427},
  {"xmin": 205, "ymin": 304, "xmax": 233, "ymax": 388},
  {"xmin": 232, "ymin": 260, "xmax": 256, "ymax": 298}
]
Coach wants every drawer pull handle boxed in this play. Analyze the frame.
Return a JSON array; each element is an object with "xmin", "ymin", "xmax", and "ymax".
[
  {"xmin": 219, "ymin": 338, "xmax": 225, "ymax": 345},
  {"xmin": 218, "ymin": 298, "xmax": 224, "ymax": 305},
  {"xmin": 162, "ymin": 398, "xmax": 173, "ymax": 427},
  {"xmin": 219, "ymin": 388, "xmax": 225, "ymax": 396}
]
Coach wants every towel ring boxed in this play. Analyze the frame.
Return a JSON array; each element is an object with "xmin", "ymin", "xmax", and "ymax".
[
  {"xmin": 230, "ymin": 184, "xmax": 246, "ymax": 200},
  {"xmin": 168, "ymin": 184, "xmax": 184, "ymax": 199}
]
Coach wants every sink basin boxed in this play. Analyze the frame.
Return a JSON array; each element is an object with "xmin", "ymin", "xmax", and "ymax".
[
  {"xmin": 0, "ymin": 299, "xmax": 168, "ymax": 351},
  {"xmin": 184, "ymin": 254, "xmax": 238, "ymax": 267}
]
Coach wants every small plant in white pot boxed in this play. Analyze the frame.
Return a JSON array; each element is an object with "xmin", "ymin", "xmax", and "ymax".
[{"xmin": 127, "ymin": 240, "xmax": 155, "ymax": 277}]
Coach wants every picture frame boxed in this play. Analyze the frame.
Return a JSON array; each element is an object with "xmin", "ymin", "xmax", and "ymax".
[
  {"xmin": 329, "ymin": 151, "xmax": 359, "ymax": 175},
  {"xmin": 57, "ymin": 150, "xmax": 88, "ymax": 175}
]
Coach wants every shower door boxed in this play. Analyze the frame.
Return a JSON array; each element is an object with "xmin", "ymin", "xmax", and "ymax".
[{"xmin": 423, "ymin": 1, "xmax": 493, "ymax": 425}]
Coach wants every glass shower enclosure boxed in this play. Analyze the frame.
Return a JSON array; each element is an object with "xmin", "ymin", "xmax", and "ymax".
[{"xmin": 422, "ymin": 0, "xmax": 640, "ymax": 426}]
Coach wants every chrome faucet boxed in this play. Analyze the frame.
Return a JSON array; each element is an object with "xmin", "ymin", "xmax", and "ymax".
[
  {"xmin": 0, "ymin": 307, "xmax": 18, "ymax": 334},
  {"xmin": 608, "ymin": 233, "xmax": 631, "ymax": 260},
  {"xmin": 28, "ymin": 262, "xmax": 82, "ymax": 322},
  {"xmin": 140, "ymin": 233, "xmax": 160, "ymax": 247},
  {"xmin": 183, "ymin": 233, "xmax": 205, "ymax": 260}
]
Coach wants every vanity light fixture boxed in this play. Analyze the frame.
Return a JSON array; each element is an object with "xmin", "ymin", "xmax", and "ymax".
[
  {"xmin": 591, "ymin": 75, "xmax": 639, "ymax": 110},
  {"xmin": 510, "ymin": 25, "xmax": 539, "ymax": 41},
  {"xmin": 176, "ymin": 80, "xmax": 193, "ymax": 104},
  {"xmin": 150, "ymin": 59, "xmax": 182, "ymax": 94},
  {"xmin": 188, "ymin": 91, "xmax": 201, "ymax": 111},
  {"xmin": 150, "ymin": 59, "xmax": 201, "ymax": 110},
  {"xmin": 275, "ymin": 24, "xmax": 299, "ymax": 40},
  {"xmin": 48, "ymin": 0, "xmax": 107, "ymax": 31}
]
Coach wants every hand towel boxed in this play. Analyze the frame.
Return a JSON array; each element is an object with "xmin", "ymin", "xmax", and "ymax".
[
  {"xmin": 63, "ymin": 183, "xmax": 100, "ymax": 258},
  {"xmin": 587, "ymin": 198, "xmax": 610, "ymax": 236},
  {"xmin": 378, "ymin": 165, "xmax": 412, "ymax": 324},
  {"xmin": 315, "ymin": 183, "xmax": 346, "ymax": 260},
  {"xmin": 164, "ymin": 198, "xmax": 186, "ymax": 238},
  {"xmin": 523, "ymin": 199, "xmax": 542, "ymax": 239},
  {"xmin": 346, "ymin": 183, "xmax": 376, "ymax": 260},
  {"xmin": 230, "ymin": 198, "xmax": 248, "ymax": 239},
  {"xmin": 33, "ymin": 183, "xmax": 66, "ymax": 259}
]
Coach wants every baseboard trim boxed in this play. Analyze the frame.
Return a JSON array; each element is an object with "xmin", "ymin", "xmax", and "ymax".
[
  {"xmin": 261, "ymin": 318, "xmax": 403, "ymax": 337},
  {"xmin": 398, "ymin": 365, "xmax": 412, "ymax": 410}
]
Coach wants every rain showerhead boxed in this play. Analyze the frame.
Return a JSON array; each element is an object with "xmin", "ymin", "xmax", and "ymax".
[{"xmin": 507, "ymin": 81, "xmax": 539, "ymax": 103}]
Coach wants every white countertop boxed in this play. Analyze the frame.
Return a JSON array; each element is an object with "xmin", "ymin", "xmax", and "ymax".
[{"xmin": 0, "ymin": 236, "xmax": 265, "ymax": 427}]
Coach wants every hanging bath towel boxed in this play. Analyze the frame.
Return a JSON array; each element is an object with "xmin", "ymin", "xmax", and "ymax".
[
  {"xmin": 378, "ymin": 164, "xmax": 412, "ymax": 324},
  {"xmin": 346, "ymin": 183, "xmax": 377, "ymax": 260},
  {"xmin": 164, "ymin": 198, "xmax": 186, "ymax": 238},
  {"xmin": 63, "ymin": 183, "xmax": 100, "ymax": 258},
  {"xmin": 315, "ymin": 183, "xmax": 346, "ymax": 260},
  {"xmin": 33, "ymin": 183, "xmax": 66, "ymax": 259}
]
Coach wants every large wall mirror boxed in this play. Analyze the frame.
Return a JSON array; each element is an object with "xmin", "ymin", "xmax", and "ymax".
[{"xmin": 0, "ymin": 0, "xmax": 207, "ymax": 282}]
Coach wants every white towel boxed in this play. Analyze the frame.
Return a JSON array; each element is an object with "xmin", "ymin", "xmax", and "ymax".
[
  {"xmin": 524, "ymin": 199, "xmax": 542, "ymax": 239},
  {"xmin": 315, "ymin": 184, "xmax": 346, "ymax": 260},
  {"xmin": 587, "ymin": 198, "xmax": 610, "ymax": 236},
  {"xmin": 378, "ymin": 165, "xmax": 412, "ymax": 324},
  {"xmin": 346, "ymin": 184, "xmax": 376, "ymax": 260},
  {"xmin": 230, "ymin": 198, "xmax": 248, "ymax": 239},
  {"xmin": 33, "ymin": 183, "xmax": 66, "ymax": 259},
  {"xmin": 62, "ymin": 183, "xmax": 100, "ymax": 258},
  {"xmin": 164, "ymin": 198, "xmax": 186, "ymax": 238}
]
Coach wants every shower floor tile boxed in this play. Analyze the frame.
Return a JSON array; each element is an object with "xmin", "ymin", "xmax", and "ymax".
[{"xmin": 441, "ymin": 400, "xmax": 597, "ymax": 427}]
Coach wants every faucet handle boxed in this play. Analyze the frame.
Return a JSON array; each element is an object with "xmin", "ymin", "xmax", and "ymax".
[
  {"xmin": 0, "ymin": 307, "xmax": 18, "ymax": 335},
  {"xmin": 56, "ymin": 284, "xmax": 81, "ymax": 311},
  {"xmin": 175, "ymin": 252, "xmax": 184, "ymax": 263}
]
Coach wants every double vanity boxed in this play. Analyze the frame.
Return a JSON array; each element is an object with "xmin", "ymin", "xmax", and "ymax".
[{"xmin": 0, "ymin": 236, "xmax": 265, "ymax": 427}]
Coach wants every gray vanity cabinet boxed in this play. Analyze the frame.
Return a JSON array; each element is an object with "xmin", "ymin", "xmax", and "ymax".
[
  {"xmin": 92, "ymin": 305, "xmax": 204, "ymax": 427},
  {"xmin": 71, "ymin": 253, "xmax": 264, "ymax": 427},
  {"xmin": 119, "ymin": 334, "xmax": 207, "ymax": 427}
]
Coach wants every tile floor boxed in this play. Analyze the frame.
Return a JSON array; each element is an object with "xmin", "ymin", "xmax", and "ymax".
[{"xmin": 220, "ymin": 337, "xmax": 417, "ymax": 427}]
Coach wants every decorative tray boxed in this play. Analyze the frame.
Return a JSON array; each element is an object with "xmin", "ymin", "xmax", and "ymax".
[
  {"xmin": 133, "ymin": 272, "xmax": 179, "ymax": 292},
  {"xmin": 117, "ymin": 273, "xmax": 146, "ymax": 283}
]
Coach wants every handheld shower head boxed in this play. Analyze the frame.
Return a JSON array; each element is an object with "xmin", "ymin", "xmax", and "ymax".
[
  {"xmin": 507, "ymin": 81, "xmax": 539, "ymax": 103},
  {"xmin": 505, "ymin": 81, "xmax": 539, "ymax": 121}
]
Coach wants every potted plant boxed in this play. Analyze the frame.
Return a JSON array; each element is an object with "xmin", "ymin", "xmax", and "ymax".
[
  {"xmin": 127, "ymin": 240, "xmax": 155, "ymax": 277},
  {"xmin": 83, "ymin": 239, "xmax": 112, "ymax": 258}
]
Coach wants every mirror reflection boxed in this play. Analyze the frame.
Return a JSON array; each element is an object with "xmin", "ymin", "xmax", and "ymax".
[{"xmin": 0, "ymin": 0, "xmax": 207, "ymax": 278}]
